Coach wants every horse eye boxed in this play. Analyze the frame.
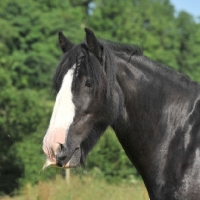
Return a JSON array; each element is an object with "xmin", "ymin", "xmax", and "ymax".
[{"xmin": 85, "ymin": 80, "xmax": 92, "ymax": 87}]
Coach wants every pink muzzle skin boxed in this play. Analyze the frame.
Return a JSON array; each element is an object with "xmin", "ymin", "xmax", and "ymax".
[{"xmin": 42, "ymin": 127, "xmax": 67, "ymax": 169}]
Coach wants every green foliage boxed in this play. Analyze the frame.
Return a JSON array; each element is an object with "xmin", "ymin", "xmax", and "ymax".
[
  {"xmin": 0, "ymin": 67, "xmax": 52, "ymax": 194},
  {"xmin": 0, "ymin": 0, "xmax": 86, "ymax": 194},
  {"xmin": 10, "ymin": 133, "xmax": 62, "ymax": 187},
  {"xmin": 176, "ymin": 11, "xmax": 200, "ymax": 80},
  {"xmin": 0, "ymin": 0, "xmax": 200, "ymax": 196},
  {"xmin": 87, "ymin": 128, "xmax": 139, "ymax": 183},
  {"xmin": 89, "ymin": 0, "xmax": 177, "ymax": 69},
  {"xmin": 0, "ymin": 0, "xmax": 85, "ymax": 90}
]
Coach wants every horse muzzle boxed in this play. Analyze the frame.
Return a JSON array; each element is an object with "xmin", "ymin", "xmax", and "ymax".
[{"xmin": 42, "ymin": 147, "xmax": 81, "ymax": 170}]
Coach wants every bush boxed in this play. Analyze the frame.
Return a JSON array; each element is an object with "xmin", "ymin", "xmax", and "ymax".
[{"xmin": 86, "ymin": 127, "xmax": 140, "ymax": 184}]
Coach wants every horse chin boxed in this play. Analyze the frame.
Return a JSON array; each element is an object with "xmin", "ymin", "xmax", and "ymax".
[{"xmin": 63, "ymin": 148, "xmax": 81, "ymax": 168}]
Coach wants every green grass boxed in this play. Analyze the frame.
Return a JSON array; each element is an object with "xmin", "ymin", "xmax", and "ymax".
[{"xmin": 1, "ymin": 175, "xmax": 149, "ymax": 200}]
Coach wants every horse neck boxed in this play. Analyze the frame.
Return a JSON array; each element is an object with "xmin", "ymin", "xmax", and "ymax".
[{"xmin": 111, "ymin": 53, "xmax": 199, "ymax": 197}]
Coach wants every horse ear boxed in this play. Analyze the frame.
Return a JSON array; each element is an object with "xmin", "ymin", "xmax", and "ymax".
[
  {"xmin": 58, "ymin": 31, "xmax": 74, "ymax": 53},
  {"xmin": 85, "ymin": 28, "xmax": 102, "ymax": 58}
]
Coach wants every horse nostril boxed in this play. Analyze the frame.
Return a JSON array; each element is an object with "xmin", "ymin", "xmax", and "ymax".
[{"xmin": 58, "ymin": 143, "xmax": 65, "ymax": 152}]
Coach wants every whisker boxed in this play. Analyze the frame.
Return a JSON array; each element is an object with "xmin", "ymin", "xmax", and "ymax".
[{"xmin": 41, "ymin": 159, "xmax": 56, "ymax": 171}]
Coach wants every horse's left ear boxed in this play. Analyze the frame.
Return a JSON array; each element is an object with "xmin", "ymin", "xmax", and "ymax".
[{"xmin": 85, "ymin": 28, "xmax": 102, "ymax": 59}]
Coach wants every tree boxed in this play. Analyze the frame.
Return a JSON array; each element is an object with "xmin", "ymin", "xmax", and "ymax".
[
  {"xmin": 0, "ymin": 0, "xmax": 86, "ymax": 90},
  {"xmin": 87, "ymin": 128, "xmax": 139, "ymax": 183},
  {"xmin": 176, "ymin": 11, "xmax": 200, "ymax": 82},
  {"xmin": 88, "ymin": 0, "xmax": 180, "ymax": 70},
  {"xmin": 0, "ymin": 0, "xmax": 90, "ymax": 194},
  {"xmin": 0, "ymin": 68, "xmax": 52, "ymax": 194}
]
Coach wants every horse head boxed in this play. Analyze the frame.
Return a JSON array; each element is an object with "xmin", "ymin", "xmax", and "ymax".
[{"xmin": 42, "ymin": 28, "xmax": 122, "ymax": 169}]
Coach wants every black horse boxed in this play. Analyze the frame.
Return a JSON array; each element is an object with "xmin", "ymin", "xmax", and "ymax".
[{"xmin": 43, "ymin": 28, "xmax": 200, "ymax": 200}]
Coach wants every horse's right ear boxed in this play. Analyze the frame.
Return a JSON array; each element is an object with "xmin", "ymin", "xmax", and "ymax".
[
  {"xmin": 58, "ymin": 31, "xmax": 74, "ymax": 53},
  {"xmin": 85, "ymin": 28, "xmax": 102, "ymax": 59}
]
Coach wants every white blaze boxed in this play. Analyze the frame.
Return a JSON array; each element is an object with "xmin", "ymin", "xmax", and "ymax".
[
  {"xmin": 43, "ymin": 65, "xmax": 76, "ymax": 162},
  {"xmin": 49, "ymin": 65, "xmax": 75, "ymax": 130}
]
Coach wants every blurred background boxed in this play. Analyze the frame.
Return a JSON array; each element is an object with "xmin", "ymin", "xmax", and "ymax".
[{"xmin": 0, "ymin": 0, "xmax": 200, "ymax": 199}]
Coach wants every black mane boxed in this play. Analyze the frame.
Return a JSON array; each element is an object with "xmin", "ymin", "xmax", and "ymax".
[
  {"xmin": 100, "ymin": 39, "xmax": 143, "ymax": 57},
  {"xmin": 52, "ymin": 40, "xmax": 143, "ymax": 96},
  {"xmin": 52, "ymin": 44, "xmax": 80, "ymax": 94}
]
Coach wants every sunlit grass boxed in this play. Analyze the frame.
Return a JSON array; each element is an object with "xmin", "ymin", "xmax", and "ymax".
[{"xmin": 1, "ymin": 175, "xmax": 149, "ymax": 200}]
